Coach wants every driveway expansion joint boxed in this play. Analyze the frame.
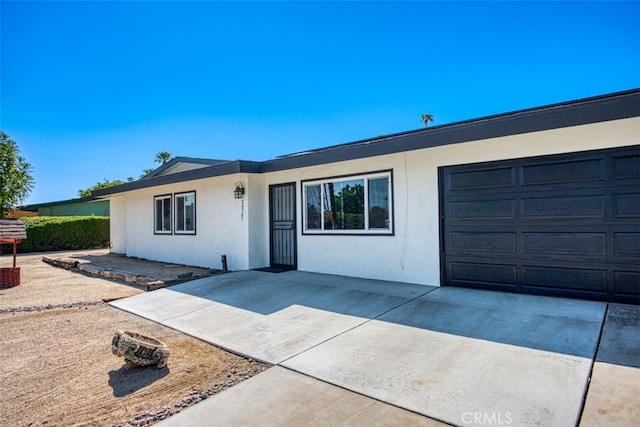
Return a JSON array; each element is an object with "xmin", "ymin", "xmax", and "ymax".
[{"xmin": 576, "ymin": 303, "xmax": 610, "ymax": 425}]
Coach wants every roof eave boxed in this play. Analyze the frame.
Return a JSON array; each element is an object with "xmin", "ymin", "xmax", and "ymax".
[
  {"xmin": 92, "ymin": 160, "xmax": 262, "ymax": 197},
  {"xmin": 92, "ymin": 88, "xmax": 640, "ymax": 196},
  {"xmin": 262, "ymin": 89, "xmax": 640, "ymax": 172}
]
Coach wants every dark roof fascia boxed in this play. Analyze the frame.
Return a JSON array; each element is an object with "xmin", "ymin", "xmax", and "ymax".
[
  {"xmin": 261, "ymin": 88, "xmax": 640, "ymax": 172},
  {"xmin": 144, "ymin": 157, "xmax": 229, "ymax": 178},
  {"xmin": 93, "ymin": 160, "xmax": 262, "ymax": 197},
  {"xmin": 92, "ymin": 88, "xmax": 639, "ymax": 197},
  {"xmin": 278, "ymin": 89, "xmax": 640, "ymax": 159}
]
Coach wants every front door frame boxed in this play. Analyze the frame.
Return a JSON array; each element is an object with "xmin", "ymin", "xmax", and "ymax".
[{"xmin": 269, "ymin": 182, "xmax": 297, "ymax": 270}]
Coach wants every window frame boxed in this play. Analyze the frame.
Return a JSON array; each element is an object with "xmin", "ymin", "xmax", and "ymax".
[
  {"xmin": 301, "ymin": 170, "xmax": 394, "ymax": 236},
  {"xmin": 153, "ymin": 194, "xmax": 173, "ymax": 235},
  {"xmin": 174, "ymin": 191, "xmax": 197, "ymax": 235}
]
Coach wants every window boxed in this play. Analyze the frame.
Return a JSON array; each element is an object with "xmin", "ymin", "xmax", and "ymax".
[
  {"xmin": 175, "ymin": 192, "xmax": 196, "ymax": 234},
  {"xmin": 154, "ymin": 192, "xmax": 196, "ymax": 235},
  {"xmin": 154, "ymin": 195, "xmax": 172, "ymax": 234},
  {"xmin": 303, "ymin": 171, "xmax": 392, "ymax": 234}
]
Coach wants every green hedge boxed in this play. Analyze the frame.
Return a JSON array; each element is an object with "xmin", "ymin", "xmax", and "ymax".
[{"xmin": 0, "ymin": 216, "xmax": 110, "ymax": 254}]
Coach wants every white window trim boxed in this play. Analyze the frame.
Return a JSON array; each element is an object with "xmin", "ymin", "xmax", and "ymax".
[
  {"xmin": 174, "ymin": 191, "xmax": 196, "ymax": 235},
  {"xmin": 154, "ymin": 194, "xmax": 172, "ymax": 234},
  {"xmin": 302, "ymin": 170, "xmax": 393, "ymax": 235}
]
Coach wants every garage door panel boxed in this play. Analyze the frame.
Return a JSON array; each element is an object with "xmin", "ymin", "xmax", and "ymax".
[
  {"xmin": 614, "ymin": 194, "xmax": 640, "ymax": 217},
  {"xmin": 446, "ymin": 229, "xmax": 632, "ymax": 262},
  {"xmin": 441, "ymin": 146, "xmax": 640, "ymax": 303},
  {"xmin": 521, "ymin": 195, "xmax": 605, "ymax": 219},
  {"xmin": 522, "ymin": 232, "xmax": 606, "ymax": 256},
  {"xmin": 614, "ymin": 233, "xmax": 640, "ymax": 257},
  {"xmin": 613, "ymin": 154, "xmax": 640, "ymax": 179},
  {"xmin": 521, "ymin": 265, "xmax": 607, "ymax": 292},
  {"xmin": 449, "ymin": 199, "xmax": 515, "ymax": 220},
  {"xmin": 520, "ymin": 158, "xmax": 604, "ymax": 186},
  {"xmin": 449, "ymin": 167, "xmax": 515, "ymax": 190},
  {"xmin": 449, "ymin": 261, "xmax": 517, "ymax": 286},
  {"xmin": 614, "ymin": 271, "xmax": 640, "ymax": 295},
  {"xmin": 449, "ymin": 232, "xmax": 516, "ymax": 253}
]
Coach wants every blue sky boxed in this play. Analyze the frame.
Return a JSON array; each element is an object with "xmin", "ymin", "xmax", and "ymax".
[{"xmin": 1, "ymin": 1, "xmax": 638, "ymax": 205}]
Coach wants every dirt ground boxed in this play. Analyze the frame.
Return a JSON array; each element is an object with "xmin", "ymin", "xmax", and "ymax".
[{"xmin": 0, "ymin": 250, "xmax": 268, "ymax": 427}]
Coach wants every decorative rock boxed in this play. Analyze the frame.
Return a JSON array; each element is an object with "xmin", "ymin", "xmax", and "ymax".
[
  {"xmin": 134, "ymin": 275, "xmax": 156, "ymax": 285},
  {"xmin": 42, "ymin": 256, "xmax": 78, "ymax": 269},
  {"xmin": 143, "ymin": 280, "xmax": 165, "ymax": 291},
  {"xmin": 111, "ymin": 330, "xmax": 170, "ymax": 368},
  {"xmin": 77, "ymin": 264, "xmax": 102, "ymax": 275}
]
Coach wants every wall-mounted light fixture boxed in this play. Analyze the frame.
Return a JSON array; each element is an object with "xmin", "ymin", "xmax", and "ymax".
[{"xmin": 234, "ymin": 182, "xmax": 245, "ymax": 199}]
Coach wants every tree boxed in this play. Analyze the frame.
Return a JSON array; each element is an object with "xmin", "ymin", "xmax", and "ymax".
[
  {"xmin": 78, "ymin": 179, "xmax": 125, "ymax": 197},
  {"xmin": 0, "ymin": 132, "xmax": 34, "ymax": 216},
  {"xmin": 155, "ymin": 151, "xmax": 172, "ymax": 165},
  {"xmin": 77, "ymin": 151, "xmax": 172, "ymax": 197},
  {"xmin": 325, "ymin": 183, "xmax": 365, "ymax": 230},
  {"xmin": 333, "ymin": 183, "xmax": 365, "ymax": 214},
  {"xmin": 140, "ymin": 168, "xmax": 155, "ymax": 178},
  {"xmin": 420, "ymin": 113, "xmax": 434, "ymax": 127}
]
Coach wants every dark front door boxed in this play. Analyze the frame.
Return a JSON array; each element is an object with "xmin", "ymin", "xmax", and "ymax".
[
  {"xmin": 269, "ymin": 183, "xmax": 297, "ymax": 270},
  {"xmin": 440, "ymin": 146, "xmax": 639, "ymax": 304}
]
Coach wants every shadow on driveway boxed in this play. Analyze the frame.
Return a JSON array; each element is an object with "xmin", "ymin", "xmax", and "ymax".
[
  {"xmin": 110, "ymin": 270, "xmax": 638, "ymax": 427},
  {"xmin": 165, "ymin": 270, "xmax": 606, "ymax": 359}
]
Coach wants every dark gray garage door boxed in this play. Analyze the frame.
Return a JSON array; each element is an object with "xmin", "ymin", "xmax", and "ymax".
[{"xmin": 440, "ymin": 146, "xmax": 639, "ymax": 304}]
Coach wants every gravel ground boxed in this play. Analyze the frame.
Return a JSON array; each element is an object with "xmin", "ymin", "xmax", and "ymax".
[
  {"xmin": 0, "ymin": 249, "xmax": 143, "ymax": 310},
  {"xmin": 0, "ymin": 249, "xmax": 269, "ymax": 426}
]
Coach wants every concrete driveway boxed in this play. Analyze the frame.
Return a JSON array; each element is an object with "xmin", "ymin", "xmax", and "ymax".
[{"xmin": 110, "ymin": 270, "xmax": 639, "ymax": 427}]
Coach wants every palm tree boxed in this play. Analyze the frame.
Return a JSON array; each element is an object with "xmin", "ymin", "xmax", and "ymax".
[
  {"xmin": 140, "ymin": 168, "xmax": 155, "ymax": 178},
  {"xmin": 420, "ymin": 113, "xmax": 434, "ymax": 127},
  {"xmin": 155, "ymin": 151, "xmax": 172, "ymax": 165}
]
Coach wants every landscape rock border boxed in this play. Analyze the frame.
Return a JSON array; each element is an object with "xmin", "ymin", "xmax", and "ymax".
[
  {"xmin": 43, "ymin": 256, "xmax": 165, "ymax": 290},
  {"xmin": 41, "ymin": 256, "xmax": 221, "ymax": 291}
]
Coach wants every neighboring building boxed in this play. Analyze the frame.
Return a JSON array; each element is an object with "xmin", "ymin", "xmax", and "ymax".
[
  {"xmin": 93, "ymin": 89, "xmax": 640, "ymax": 304},
  {"xmin": 23, "ymin": 197, "xmax": 110, "ymax": 217}
]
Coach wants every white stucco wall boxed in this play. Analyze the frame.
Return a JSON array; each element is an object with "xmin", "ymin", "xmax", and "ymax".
[
  {"xmin": 108, "ymin": 117, "xmax": 638, "ymax": 285},
  {"xmin": 247, "ymin": 174, "xmax": 269, "ymax": 268},
  {"xmin": 265, "ymin": 117, "xmax": 639, "ymax": 286},
  {"xmin": 110, "ymin": 173, "xmax": 257, "ymax": 271},
  {"xmin": 109, "ymin": 195, "xmax": 127, "ymax": 253}
]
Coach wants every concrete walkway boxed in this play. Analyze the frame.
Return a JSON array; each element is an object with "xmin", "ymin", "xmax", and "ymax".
[{"xmin": 110, "ymin": 270, "xmax": 640, "ymax": 427}]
